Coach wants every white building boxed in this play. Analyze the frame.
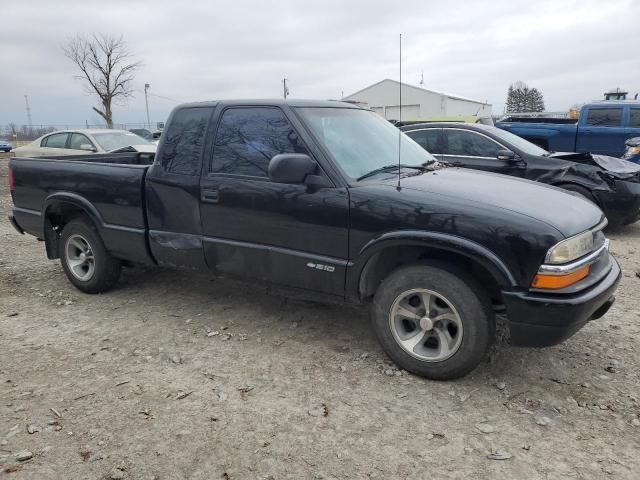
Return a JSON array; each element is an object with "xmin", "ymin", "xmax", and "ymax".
[{"xmin": 343, "ymin": 79, "xmax": 492, "ymax": 121}]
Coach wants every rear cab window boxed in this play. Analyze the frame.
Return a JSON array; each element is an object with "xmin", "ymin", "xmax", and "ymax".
[
  {"xmin": 585, "ymin": 108, "xmax": 623, "ymax": 127},
  {"xmin": 160, "ymin": 107, "xmax": 213, "ymax": 175}
]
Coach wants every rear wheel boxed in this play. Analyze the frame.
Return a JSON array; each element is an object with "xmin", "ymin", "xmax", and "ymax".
[
  {"xmin": 59, "ymin": 217, "xmax": 121, "ymax": 293},
  {"xmin": 371, "ymin": 264, "xmax": 493, "ymax": 380}
]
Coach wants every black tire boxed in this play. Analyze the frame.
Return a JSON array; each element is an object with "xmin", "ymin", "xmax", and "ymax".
[
  {"xmin": 371, "ymin": 264, "xmax": 493, "ymax": 380},
  {"xmin": 558, "ymin": 184, "xmax": 597, "ymax": 204},
  {"xmin": 59, "ymin": 217, "xmax": 121, "ymax": 293}
]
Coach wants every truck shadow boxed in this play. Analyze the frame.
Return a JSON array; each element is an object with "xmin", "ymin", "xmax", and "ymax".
[{"xmin": 114, "ymin": 264, "xmax": 593, "ymax": 387}]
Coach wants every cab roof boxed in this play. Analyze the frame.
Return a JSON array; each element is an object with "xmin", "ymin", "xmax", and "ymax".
[{"xmin": 175, "ymin": 99, "xmax": 367, "ymax": 109}]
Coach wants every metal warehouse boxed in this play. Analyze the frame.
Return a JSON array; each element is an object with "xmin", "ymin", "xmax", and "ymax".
[{"xmin": 343, "ymin": 78, "xmax": 492, "ymax": 121}]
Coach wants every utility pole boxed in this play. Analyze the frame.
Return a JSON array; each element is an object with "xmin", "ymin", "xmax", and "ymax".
[
  {"xmin": 420, "ymin": 71, "xmax": 424, "ymax": 86},
  {"xmin": 283, "ymin": 78, "xmax": 289, "ymax": 99},
  {"xmin": 24, "ymin": 95, "xmax": 33, "ymax": 135},
  {"xmin": 144, "ymin": 83, "xmax": 151, "ymax": 129}
]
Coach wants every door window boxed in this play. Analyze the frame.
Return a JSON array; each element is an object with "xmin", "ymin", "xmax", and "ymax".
[
  {"xmin": 406, "ymin": 129, "xmax": 443, "ymax": 154},
  {"xmin": 629, "ymin": 108, "xmax": 640, "ymax": 128},
  {"xmin": 445, "ymin": 130, "xmax": 502, "ymax": 157},
  {"xmin": 212, "ymin": 107, "xmax": 308, "ymax": 177},
  {"xmin": 159, "ymin": 107, "xmax": 213, "ymax": 175},
  {"xmin": 585, "ymin": 108, "xmax": 623, "ymax": 127},
  {"xmin": 69, "ymin": 133, "xmax": 92, "ymax": 150},
  {"xmin": 43, "ymin": 133, "xmax": 69, "ymax": 148}
]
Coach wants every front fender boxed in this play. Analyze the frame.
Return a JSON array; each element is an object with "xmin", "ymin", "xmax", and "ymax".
[{"xmin": 346, "ymin": 230, "xmax": 517, "ymax": 300}]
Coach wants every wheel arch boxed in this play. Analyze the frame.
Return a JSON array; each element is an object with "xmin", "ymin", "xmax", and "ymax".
[
  {"xmin": 351, "ymin": 231, "xmax": 516, "ymax": 303},
  {"xmin": 42, "ymin": 193, "xmax": 105, "ymax": 259},
  {"xmin": 551, "ymin": 181, "xmax": 599, "ymax": 204}
]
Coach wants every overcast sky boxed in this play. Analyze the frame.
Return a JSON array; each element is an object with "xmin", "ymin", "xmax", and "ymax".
[{"xmin": 1, "ymin": 0, "xmax": 639, "ymax": 127}]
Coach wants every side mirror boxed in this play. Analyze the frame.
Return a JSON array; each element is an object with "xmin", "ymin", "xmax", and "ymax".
[
  {"xmin": 80, "ymin": 144, "xmax": 97, "ymax": 152},
  {"xmin": 268, "ymin": 153, "xmax": 321, "ymax": 184},
  {"xmin": 496, "ymin": 149, "xmax": 517, "ymax": 161}
]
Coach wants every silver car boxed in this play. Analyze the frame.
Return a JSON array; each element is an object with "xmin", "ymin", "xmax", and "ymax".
[{"xmin": 14, "ymin": 129, "xmax": 156, "ymax": 157}]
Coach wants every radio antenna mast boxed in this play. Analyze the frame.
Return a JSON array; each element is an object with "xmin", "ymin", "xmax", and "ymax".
[{"xmin": 397, "ymin": 34, "xmax": 402, "ymax": 191}]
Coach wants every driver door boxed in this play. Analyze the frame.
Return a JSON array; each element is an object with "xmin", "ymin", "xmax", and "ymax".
[{"xmin": 199, "ymin": 106, "xmax": 350, "ymax": 296}]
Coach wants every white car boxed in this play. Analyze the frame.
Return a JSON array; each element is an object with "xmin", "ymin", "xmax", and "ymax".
[{"xmin": 14, "ymin": 129, "xmax": 157, "ymax": 158}]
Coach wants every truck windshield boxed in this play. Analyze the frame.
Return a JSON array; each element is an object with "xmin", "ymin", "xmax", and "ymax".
[
  {"xmin": 297, "ymin": 107, "xmax": 436, "ymax": 180},
  {"xmin": 92, "ymin": 132, "xmax": 151, "ymax": 151}
]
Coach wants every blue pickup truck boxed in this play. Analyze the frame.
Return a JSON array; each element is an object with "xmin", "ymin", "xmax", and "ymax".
[{"xmin": 496, "ymin": 101, "xmax": 640, "ymax": 157}]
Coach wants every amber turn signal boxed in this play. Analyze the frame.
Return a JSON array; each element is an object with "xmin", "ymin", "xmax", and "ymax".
[{"xmin": 532, "ymin": 265, "xmax": 590, "ymax": 290}]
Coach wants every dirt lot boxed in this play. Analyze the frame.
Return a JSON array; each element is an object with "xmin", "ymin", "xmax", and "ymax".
[{"xmin": 1, "ymin": 158, "xmax": 639, "ymax": 480}]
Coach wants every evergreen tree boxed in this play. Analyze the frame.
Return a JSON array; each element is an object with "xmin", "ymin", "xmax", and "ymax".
[{"xmin": 506, "ymin": 81, "xmax": 545, "ymax": 113}]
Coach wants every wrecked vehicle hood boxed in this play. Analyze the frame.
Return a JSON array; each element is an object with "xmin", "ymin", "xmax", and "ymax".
[{"xmin": 551, "ymin": 152, "xmax": 640, "ymax": 179}]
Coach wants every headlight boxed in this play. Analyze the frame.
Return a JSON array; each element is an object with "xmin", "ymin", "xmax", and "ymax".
[{"xmin": 545, "ymin": 230, "xmax": 593, "ymax": 264}]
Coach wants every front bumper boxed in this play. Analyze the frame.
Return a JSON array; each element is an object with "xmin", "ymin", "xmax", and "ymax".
[{"xmin": 502, "ymin": 257, "xmax": 621, "ymax": 347}]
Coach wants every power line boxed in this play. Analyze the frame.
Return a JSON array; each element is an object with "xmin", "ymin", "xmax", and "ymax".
[{"xmin": 147, "ymin": 92, "xmax": 183, "ymax": 103}]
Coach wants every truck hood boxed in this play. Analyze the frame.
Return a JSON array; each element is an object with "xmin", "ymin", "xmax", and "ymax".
[{"xmin": 380, "ymin": 168, "xmax": 604, "ymax": 237}]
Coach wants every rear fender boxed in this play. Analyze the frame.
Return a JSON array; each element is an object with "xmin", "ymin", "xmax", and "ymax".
[
  {"xmin": 42, "ymin": 192, "xmax": 154, "ymax": 264},
  {"xmin": 43, "ymin": 193, "xmax": 106, "ymax": 259}
]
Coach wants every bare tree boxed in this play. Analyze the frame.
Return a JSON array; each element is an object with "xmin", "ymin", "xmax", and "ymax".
[{"xmin": 64, "ymin": 34, "xmax": 141, "ymax": 128}]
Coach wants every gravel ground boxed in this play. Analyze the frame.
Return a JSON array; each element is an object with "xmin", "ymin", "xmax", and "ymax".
[{"xmin": 1, "ymin": 157, "xmax": 639, "ymax": 479}]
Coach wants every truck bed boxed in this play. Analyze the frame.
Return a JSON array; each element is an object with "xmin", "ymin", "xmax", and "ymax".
[
  {"xmin": 495, "ymin": 120, "xmax": 578, "ymax": 151},
  {"xmin": 498, "ymin": 116, "xmax": 578, "ymax": 125},
  {"xmin": 9, "ymin": 153, "xmax": 153, "ymax": 264},
  {"xmin": 43, "ymin": 151, "xmax": 155, "ymax": 165}
]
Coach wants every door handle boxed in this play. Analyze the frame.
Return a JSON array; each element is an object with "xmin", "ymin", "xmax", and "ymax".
[{"xmin": 201, "ymin": 189, "xmax": 219, "ymax": 204}]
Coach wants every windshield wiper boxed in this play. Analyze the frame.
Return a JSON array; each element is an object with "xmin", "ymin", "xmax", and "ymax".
[{"xmin": 357, "ymin": 164, "xmax": 428, "ymax": 181}]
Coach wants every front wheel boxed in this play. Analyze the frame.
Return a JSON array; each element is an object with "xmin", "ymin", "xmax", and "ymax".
[
  {"xmin": 59, "ymin": 217, "xmax": 121, "ymax": 293},
  {"xmin": 371, "ymin": 264, "xmax": 493, "ymax": 380}
]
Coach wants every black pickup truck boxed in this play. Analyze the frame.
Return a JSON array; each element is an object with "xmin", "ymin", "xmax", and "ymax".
[{"xmin": 8, "ymin": 100, "xmax": 621, "ymax": 380}]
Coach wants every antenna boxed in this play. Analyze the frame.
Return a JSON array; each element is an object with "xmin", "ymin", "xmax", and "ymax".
[
  {"xmin": 144, "ymin": 83, "xmax": 151, "ymax": 129},
  {"xmin": 397, "ymin": 34, "xmax": 402, "ymax": 191},
  {"xmin": 420, "ymin": 70, "xmax": 424, "ymax": 86}
]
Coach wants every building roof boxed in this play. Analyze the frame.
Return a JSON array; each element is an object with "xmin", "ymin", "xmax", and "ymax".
[{"xmin": 343, "ymin": 79, "xmax": 491, "ymax": 106}]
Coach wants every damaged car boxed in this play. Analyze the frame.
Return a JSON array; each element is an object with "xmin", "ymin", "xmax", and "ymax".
[
  {"xmin": 623, "ymin": 137, "xmax": 640, "ymax": 164},
  {"xmin": 401, "ymin": 123, "xmax": 640, "ymax": 227}
]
